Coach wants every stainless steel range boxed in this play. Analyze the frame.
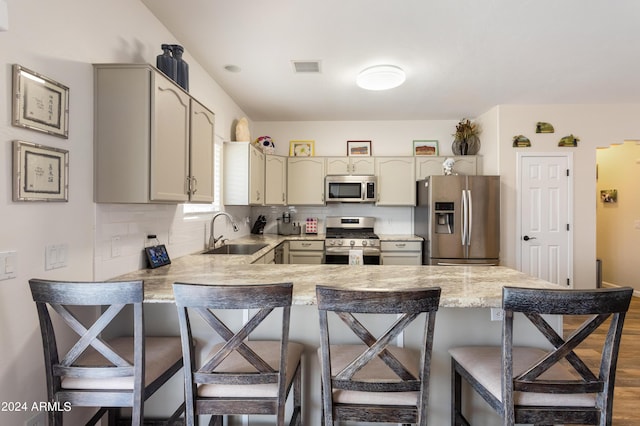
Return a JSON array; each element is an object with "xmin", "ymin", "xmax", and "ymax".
[{"xmin": 324, "ymin": 216, "xmax": 381, "ymax": 264}]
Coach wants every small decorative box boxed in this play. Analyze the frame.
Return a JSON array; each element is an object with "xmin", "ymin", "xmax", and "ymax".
[{"xmin": 305, "ymin": 217, "xmax": 318, "ymax": 234}]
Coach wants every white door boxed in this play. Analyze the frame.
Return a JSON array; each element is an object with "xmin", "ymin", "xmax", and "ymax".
[{"xmin": 517, "ymin": 153, "xmax": 573, "ymax": 286}]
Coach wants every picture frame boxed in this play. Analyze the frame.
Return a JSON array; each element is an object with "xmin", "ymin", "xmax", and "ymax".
[
  {"xmin": 347, "ymin": 140, "xmax": 372, "ymax": 156},
  {"xmin": 413, "ymin": 140, "xmax": 439, "ymax": 156},
  {"xmin": 12, "ymin": 64, "xmax": 69, "ymax": 139},
  {"xmin": 600, "ymin": 189, "xmax": 617, "ymax": 203},
  {"xmin": 145, "ymin": 244, "xmax": 172, "ymax": 269},
  {"xmin": 12, "ymin": 140, "xmax": 69, "ymax": 202},
  {"xmin": 289, "ymin": 140, "xmax": 315, "ymax": 156}
]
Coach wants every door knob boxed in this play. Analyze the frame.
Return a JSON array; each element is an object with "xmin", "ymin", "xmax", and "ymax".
[{"xmin": 523, "ymin": 235, "xmax": 537, "ymax": 241}]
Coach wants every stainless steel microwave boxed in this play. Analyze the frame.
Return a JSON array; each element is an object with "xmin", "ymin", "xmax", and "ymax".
[{"xmin": 325, "ymin": 175, "xmax": 377, "ymax": 203}]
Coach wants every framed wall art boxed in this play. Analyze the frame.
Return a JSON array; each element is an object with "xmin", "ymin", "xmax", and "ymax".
[
  {"xmin": 347, "ymin": 140, "xmax": 371, "ymax": 156},
  {"xmin": 600, "ymin": 189, "xmax": 617, "ymax": 203},
  {"xmin": 413, "ymin": 140, "xmax": 439, "ymax": 156},
  {"xmin": 12, "ymin": 140, "xmax": 69, "ymax": 202},
  {"xmin": 12, "ymin": 64, "xmax": 69, "ymax": 138},
  {"xmin": 289, "ymin": 140, "xmax": 315, "ymax": 156}
]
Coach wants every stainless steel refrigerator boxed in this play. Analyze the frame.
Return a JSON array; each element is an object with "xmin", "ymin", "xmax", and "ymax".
[{"xmin": 415, "ymin": 175, "xmax": 500, "ymax": 265}]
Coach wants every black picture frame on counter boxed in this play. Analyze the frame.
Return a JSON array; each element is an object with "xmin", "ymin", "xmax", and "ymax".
[{"xmin": 145, "ymin": 244, "xmax": 171, "ymax": 269}]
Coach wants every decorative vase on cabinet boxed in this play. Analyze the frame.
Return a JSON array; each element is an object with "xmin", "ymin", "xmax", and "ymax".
[{"xmin": 452, "ymin": 118, "xmax": 480, "ymax": 155}]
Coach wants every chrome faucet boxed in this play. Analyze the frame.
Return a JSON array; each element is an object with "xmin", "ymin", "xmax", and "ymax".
[{"xmin": 208, "ymin": 212, "xmax": 239, "ymax": 249}]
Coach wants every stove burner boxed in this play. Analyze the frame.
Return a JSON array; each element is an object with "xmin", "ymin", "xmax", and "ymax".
[{"xmin": 325, "ymin": 231, "xmax": 379, "ymax": 240}]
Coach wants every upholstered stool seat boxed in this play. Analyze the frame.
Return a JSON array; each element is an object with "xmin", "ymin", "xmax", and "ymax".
[
  {"xmin": 316, "ymin": 285, "xmax": 441, "ymax": 426},
  {"xmin": 449, "ymin": 286, "xmax": 633, "ymax": 426},
  {"xmin": 319, "ymin": 344, "xmax": 422, "ymax": 406},
  {"xmin": 198, "ymin": 340, "xmax": 304, "ymax": 399},
  {"xmin": 449, "ymin": 346, "xmax": 596, "ymax": 408},
  {"xmin": 61, "ymin": 337, "xmax": 183, "ymax": 391},
  {"xmin": 29, "ymin": 279, "xmax": 184, "ymax": 426},
  {"xmin": 173, "ymin": 282, "xmax": 302, "ymax": 426}
]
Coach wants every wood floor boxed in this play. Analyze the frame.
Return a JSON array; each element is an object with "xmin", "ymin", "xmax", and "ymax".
[{"xmin": 563, "ymin": 295, "xmax": 640, "ymax": 425}]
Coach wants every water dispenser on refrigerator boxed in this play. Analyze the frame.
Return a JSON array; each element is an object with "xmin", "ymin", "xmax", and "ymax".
[{"xmin": 434, "ymin": 202, "xmax": 454, "ymax": 234}]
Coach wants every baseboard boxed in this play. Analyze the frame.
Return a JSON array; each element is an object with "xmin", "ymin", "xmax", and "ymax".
[{"xmin": 602, "ymin": 281, "xmax": 640, "ymax": 297}]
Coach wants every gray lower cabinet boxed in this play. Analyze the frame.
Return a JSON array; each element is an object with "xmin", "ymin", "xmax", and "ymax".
[
  {"xmin": 380, "ymin": 241, "xmax": 422, "ymax": 265},
  {"xmin": 253, "ymin": 248, "xmax": 276, "ymax": 264},
  {"xmin": 288, "ymin": 240, "xmax": 324, "ymax": 264}
]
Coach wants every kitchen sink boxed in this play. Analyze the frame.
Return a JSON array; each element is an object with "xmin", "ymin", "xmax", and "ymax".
[{"xmin": 202, "ymin": 243, "xmax": 269, "ymax": 255}]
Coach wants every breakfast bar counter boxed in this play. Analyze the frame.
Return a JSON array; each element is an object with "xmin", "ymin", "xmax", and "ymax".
[
  {"xmin": 121, "ymin": 260, "xmax": 559, "ymax": 307},
  {"xmin": 114, "ymin": 244, "xmax": 561, "ymax": 425}
]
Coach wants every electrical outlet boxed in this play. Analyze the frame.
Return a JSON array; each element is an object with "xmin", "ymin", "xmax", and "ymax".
[
  {"xmin": 25, "ymin": 411, "xmax": 45, "ymax": 426},
  {"xmin": 491, "ymin": 308, "xmax": 504, "ymax": 321},
  {"xmin": 45, "ymin": 244, "xmax": 68, "ymax": 270}
]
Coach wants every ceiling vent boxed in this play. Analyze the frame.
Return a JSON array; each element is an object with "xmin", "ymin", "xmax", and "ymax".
[{"xmin": 292, "ymin": 60, "xmax": 321, "ymax": 73}]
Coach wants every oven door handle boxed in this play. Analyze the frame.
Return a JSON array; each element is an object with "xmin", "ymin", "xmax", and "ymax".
[{"xmin": 325, "ymin": 247, "xmax": 381, "ymax": 256}]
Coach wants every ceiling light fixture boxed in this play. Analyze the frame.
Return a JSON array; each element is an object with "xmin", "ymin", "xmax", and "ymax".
[{"xmin": 356, "ymin": 65, "xmax": 406, "ymax": 91}]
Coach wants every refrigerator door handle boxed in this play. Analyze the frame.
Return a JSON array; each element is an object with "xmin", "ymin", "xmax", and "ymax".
[
  {"xmin": 467, "ymin": 189, "xmax": 473, "ymax": 245},
  {"xmin": 461, "ymin": 190, "xmax": 468, "ymax": 246}
]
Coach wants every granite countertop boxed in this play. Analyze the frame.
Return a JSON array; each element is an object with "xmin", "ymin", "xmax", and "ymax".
[{"xmin": 114, "ymin": 233, "xmax": 559, "ymax": 307}]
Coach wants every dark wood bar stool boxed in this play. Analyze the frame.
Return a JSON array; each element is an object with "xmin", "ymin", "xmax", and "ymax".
[
  {"xmin": 29, "ymin": 278, "xmax": 184, "ymax": 426},
  {"xmin": 450, "ymin": 286, "xmax": 633, "ymax": 426},
  {"xmin": 316, "ymin": 285, "xmax": 441, "ymax": 425},
  {"xmin": 172, "ymin": 282, "xmax": 302, "ymax": 426}
]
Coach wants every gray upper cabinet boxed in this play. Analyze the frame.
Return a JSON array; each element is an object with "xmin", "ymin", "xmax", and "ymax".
[
  {"xmin": 265, "ymin": 154, "xmax": 287, "ymax": 205},
  {"xmin": 189, "ymin": 99, "xmax": 215, "ymax": 203},
  {"xmin": 94, "ymin": 64, "xmax": 214, "ymax": 203},
  {"xmin": 415, "ymin": 156, "xmax": 478, "ymax": 179},
  {"xmin": 326, "ymin": 156, "xmax": 375, "ymax": 175},
  {"xmin": 223, "ymin": 142, "xmax": 265, "ymax": 205}
]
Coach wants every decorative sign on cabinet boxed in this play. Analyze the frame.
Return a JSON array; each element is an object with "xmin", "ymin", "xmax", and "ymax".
[{"xmin": 94, "ymin": 64, "xmax": 214, "ymax": 204}]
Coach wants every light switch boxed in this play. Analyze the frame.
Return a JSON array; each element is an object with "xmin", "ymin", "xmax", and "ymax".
[
  {"xmin": 0, "ymin": 251, "xmax": 17, "ymax": 281},
  {"xmin": 111, "ymin": 236, "xmax": 122, "ymax": 258}
]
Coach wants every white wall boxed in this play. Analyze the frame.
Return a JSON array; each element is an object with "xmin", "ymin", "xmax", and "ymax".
[
  {"xmin": 0, "ymin": 1, "xmax": 247, "ymax": 424},
  {"xmin": 495, "ymin": 104, "xmax": 640, "ymax": 289},
  {"xmin": 254, "ymin": 119, "xmax": 460, "ymax": 158},
  {"xmin": 596, "ymin": 141, "xmax": 640, "ymax": 292}
]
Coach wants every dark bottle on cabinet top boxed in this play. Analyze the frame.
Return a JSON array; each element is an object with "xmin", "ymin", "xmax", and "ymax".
[
  {"xmin": 156, "ymin": 44, "xmax": 177, "ymax": 81},
  {"xmin": 172, "ymin": 44, "xmax": 189, "ymax": 91}
]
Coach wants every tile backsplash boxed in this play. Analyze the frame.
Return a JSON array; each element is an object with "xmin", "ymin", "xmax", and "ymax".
[
  {"xmin": 94, "ymin": 204, "xmax": 251, "ymax": 280},
  {"xmin": 95, "ymin": 202, "xmax": 413, "ymax": 280},
  {"xmin": 251, "ymin": 204, "xmax": 414, "ymax": 235}
]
